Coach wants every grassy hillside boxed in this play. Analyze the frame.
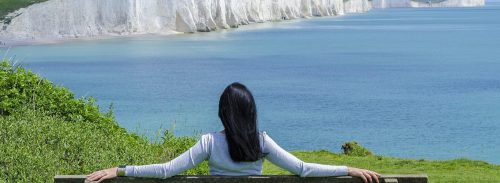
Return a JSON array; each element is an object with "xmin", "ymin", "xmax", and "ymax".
[
  {"xmin": 1, "ymin": 60, "xmax": 499, "ymax": 182},
  {"xmin": 0, "ymin": 60, "xmax": 207, "ymax": 182},
  {"xmin": 0, "ymin": 0, "xmax": 49, "ymax": 22}
]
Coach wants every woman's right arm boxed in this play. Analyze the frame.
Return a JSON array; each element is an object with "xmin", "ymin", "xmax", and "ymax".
[
  {"xmin": 262, "ymin": 132, "xmax": 380, "ymax": 183},
  {"xmin": 87, "ymin": 134, "xmax": 211, "ymax": 182},
  {"xmin": 123, "ymin": 136, "xmax": 209, "ymax": 178}
]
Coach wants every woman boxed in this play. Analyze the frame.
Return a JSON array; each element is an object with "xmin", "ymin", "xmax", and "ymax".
[{"xmin": 87, "ymin": 82, "xmax": 380, "ymax": 183}]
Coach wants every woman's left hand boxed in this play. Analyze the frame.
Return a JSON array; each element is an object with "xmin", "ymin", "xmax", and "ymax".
[{"xmin": 86, "ymin": 167, "xmax": 117, "ymax": 183}]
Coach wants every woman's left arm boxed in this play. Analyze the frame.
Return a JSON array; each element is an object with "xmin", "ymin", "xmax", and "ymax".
[{"xmin": 86, "ymin": 135, "xmax": 210, "ymax": 182}]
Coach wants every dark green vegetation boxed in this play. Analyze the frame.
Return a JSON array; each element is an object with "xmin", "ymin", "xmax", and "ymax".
[
  {"xmin": 1, "ymin": 60, "xmax": 499, "ymax": 182},
  {"xmin": 0, "ymin": 0, "xmax": 49, "ymax": 23},
  {"xmin": 341, "ymin": 141, "xmax": 373, "ymax": 157}
]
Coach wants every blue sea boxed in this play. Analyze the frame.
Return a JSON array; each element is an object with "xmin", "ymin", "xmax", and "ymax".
[{"xmin": 2, "ymin": 3, "xmax": 500, "ymax": 164}]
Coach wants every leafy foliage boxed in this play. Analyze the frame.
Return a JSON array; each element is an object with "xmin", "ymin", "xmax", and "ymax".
[
  {"xmin": 0, "ymin": 60, "xmax": 207, "ymax": 182},
  {"xmin": 0, "ymin": 61, "xmax": 111, "ymax": 124}
]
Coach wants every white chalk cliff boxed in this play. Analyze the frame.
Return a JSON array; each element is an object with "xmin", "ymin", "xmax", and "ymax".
[
  {"xmin": 0, "ymin": 0, "xmax": 371, "ymax": 44},
  {"xmin": 372, "ymin": 0, "xmax": 484, "ymax": 8}
]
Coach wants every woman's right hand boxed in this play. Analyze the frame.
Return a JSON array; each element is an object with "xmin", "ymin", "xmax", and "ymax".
[
  {"xmin": 348, "ymin": 167, "xmax": 381, "ymax": 183},
  {"xmin": 86, "ymin": 167, "xmax": 118, "ymax": 183}
]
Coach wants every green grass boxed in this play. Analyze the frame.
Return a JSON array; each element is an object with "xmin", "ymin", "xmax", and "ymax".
[
  {"xmin": 0, "ymin": 110, "xmax": 208, "ymax": 182},
  {"xmin": 0, "ymin": 0, "xmax": 49, "ymax": 22},
  {"xmin": 1, "ymin": 59, "xmax": 499, "ymax": 182},
  {"xmin": 263, "ymin": 150, "xmax": 500, "ymax": 182}
]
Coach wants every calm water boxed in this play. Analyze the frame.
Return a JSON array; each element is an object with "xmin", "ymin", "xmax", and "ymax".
[{"xmin": 2, "ymin": 3, "xmax": 500, "ymax": 164}]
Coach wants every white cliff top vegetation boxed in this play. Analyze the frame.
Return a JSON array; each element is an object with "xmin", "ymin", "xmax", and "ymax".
[{"xmin": 0, "ymin": 0, "xmax": 49, "ymax": 22}]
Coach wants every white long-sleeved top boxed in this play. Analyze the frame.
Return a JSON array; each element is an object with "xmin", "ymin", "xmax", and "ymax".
[{"xmin": 125, "ymin": 131, "xmax": 348, "ymax": 178}]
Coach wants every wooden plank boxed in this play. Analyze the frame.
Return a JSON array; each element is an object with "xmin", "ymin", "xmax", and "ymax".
[
  {"xmin": 54, "ymin": 174, "xmax": 428, "ymax": 183},
  {"xmin": 384, "ymin": 178, "xmax": 398, "ymax": 183}
]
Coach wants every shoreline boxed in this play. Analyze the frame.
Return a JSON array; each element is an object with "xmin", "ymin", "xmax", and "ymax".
[
  {"xmin": 0, "ymin": 31, "xmax": 181, "ymax": 48},
  {"xmin": 0, "ymin": 16, "xmax": 335, "ymax": 48},
  {"xmin": 0, "ymin": 16, "xmax": 329, "ymax": 48},
  {"xmin": 0, "ymin": 0, "xmax": 488, "ymax": 47},
  {"xmin": 0, "ymin": 0, "xmax": 372, "ymax": 47}
]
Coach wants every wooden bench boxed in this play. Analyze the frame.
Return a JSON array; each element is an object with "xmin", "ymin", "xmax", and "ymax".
[{"xmin": 54, "ymin": 174, "xmax": 428, "ymax": 183}]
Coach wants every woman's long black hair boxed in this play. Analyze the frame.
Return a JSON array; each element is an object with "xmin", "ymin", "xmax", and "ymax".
[{"xmin": 218, "ymin": 82, "xmax": 262, "ymax": 162}]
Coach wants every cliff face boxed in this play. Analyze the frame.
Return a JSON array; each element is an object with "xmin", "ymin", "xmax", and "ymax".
[
  {"xmin": 0, "ymin": 0, "xmax": 371, "ymax": 43},
  {"xmin": 372, "ymin": 0, "xmax": 484, "ymax": 8}
]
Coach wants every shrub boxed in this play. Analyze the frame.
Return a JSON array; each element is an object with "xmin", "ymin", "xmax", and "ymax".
[
  {"xmin": 341, "ymin": 141, "xmax": 373, "ymax": 157},
  {"xmin": 0, "ymin": 61, "xmax": 112, "ymax": 124}
]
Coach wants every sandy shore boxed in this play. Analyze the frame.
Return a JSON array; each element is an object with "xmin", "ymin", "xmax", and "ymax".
[{"xmin": 0, "ymin": 31, "xmax": 181, "ymax": 48}]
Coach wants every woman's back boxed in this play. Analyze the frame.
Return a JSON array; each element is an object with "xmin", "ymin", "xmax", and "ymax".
[{"xmin": 206, "ymin": 132, "xmax": 263, "ymax": 175}]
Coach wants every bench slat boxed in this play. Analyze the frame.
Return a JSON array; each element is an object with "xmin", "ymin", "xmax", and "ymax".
[{"xmin": 54, "ymin": 175, "xmax": 428, "ymax": 183}]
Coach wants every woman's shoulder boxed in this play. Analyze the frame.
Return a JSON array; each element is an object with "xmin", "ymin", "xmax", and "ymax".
[
  {"xmin": 199, "ymin": 131, "xmax": 224, "ymax": 142},
  {"xmin": 200, "ymin": 131, "xmax": 270, "ymax": 141}
]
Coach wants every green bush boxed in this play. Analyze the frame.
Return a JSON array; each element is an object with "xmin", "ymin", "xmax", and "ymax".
[
  {"xmin": 341, "ymin": 141, "xmax": 373, "ymax": 157},
  {"xmin": 0, "ymin": 60, "xmax": 208, "ymax": 182},
  {"xmin": 0, "ymin": 61, "xmax": 111, "ymax": 124}
]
